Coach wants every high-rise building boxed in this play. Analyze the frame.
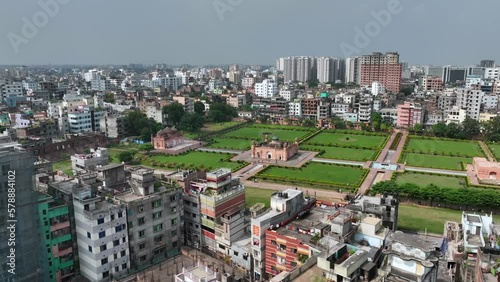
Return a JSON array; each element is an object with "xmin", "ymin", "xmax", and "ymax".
[
  {"xmin": 0, "ymin": 150, "xmax": 43, "ymax": 281},
  {"xmin": 345, "ymin": 57, "xmax": 361, "ymax": 84},
  {"xmin": 484, "ymin": 68, "xmax": 500, "ymax": 80},
  {"xmin": 456, "ymin": 88, "xmax": 484, "ymax": 121},
  {"xmin": 283, "ymin": 56, "xmax": 316, "ymax": 82},
  {"xmin": 396, "ymin": 102, "xmax": 424, "ymax": 128},
  {"xmin": 442, "ymin": 66, "xmax": 467, "ymax": 84},
  {"xmin": 316, "ymin": 57, "xmax": 345, "ymax": 83},
  {"xmin": 255, "ymin": 79, "xmax": 278, "ymax": 98},
  {"xmin": 360, "ymin": 52, "xmax": 402, "ymax": 93},
  {"xmin": 480, "ymin": 60, "xmax": 495, "ymax": 68}
]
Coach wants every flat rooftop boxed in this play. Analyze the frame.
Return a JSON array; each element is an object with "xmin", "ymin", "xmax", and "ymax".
[
  {"xmin": 466, "ymin": 214, "xmax": 481, "ymax": 223},
  {"xmin": 362, "ymin": 216, "xmax": 382, "ymax": 225},
  {"xmin": 270, "ymin": 189, "xmax": 303, "ymax": 201},
  {"xmin": 390, "ymin": 231, "xmax": 442, "ymax": 252}
]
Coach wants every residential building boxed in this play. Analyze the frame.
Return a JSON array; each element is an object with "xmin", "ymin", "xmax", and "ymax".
[
  {"xmin": 360, "ymin": 52, "xmax": 402, "ymax": 93},
  {"xmin": 357, "ymin": 97, "xmax": 373, "ymax": 123},
  {"xmin": 227, "ymin": 94, "xmax": 246, "ymax": 108},
  {"xmin": 100, "ymin": 113, "xmax": 127, "ymax": 138},
  {"xmin": 188, "ymin": 168, "xmax": 247, "ymax": 257},
  {"xmin": 396, "ymin": 102, "xmax": 424, "ymax": 128},
  {"xmin": 466, "ymin": 75, "xmax": 483, "ymax": 89},
  {"xmin": 253, "ymin": 97, "xmax": 289, "ymax": 119},
  {"xmin": 278, "ymin": 89, "xmax": 297, "ymax": 101},
  {"xmin": 301, "ymin": 98, "xmax": 319, "ymax": 119},
  {"xmin": 172, "ymin": 97, "xmax": 194, "ymax": 114},
  {"xmin": 255, "ymin": 79, "xmax": 278, "ymax": 98},
  {"xmin": 484, "ymin": 67, "xmax": 500, "ymax": 80},
  {"xmin": 71, "ymin": 148, "xmax": 109, "ymax": 174},
  {"xmin": 289, "ymin": 99, "xmax": 302, "ymax": 118},
  {"xmin": 479, "ymin": 112, "xmax": 497, "ymax": 123},
  {"xmin": 445, "ymin": 106, "xmax": 467, "ymax": 125},
  {"xmin": 73, "ymin": 186, "xmax": 130, "ymax": 282},
  {"xmin": 156, "ymin": 76, "xmax": 183, "ymax": 91},
  {"xmin": 175, "ymin": 263, "xmax": 217, "ymax": 282},
  {"xmin": 345, "ymin": 57, "xmax": 361, "ymax": 84},
  {"xmin": 91, "ymin": 79, "xmax": 112, "ymax": 91},
  {"xmin": 283, "ymin": 56, "xmax": 317, "ymax": 82},
  {"xmin": 67, "ymin": 106, "xmax": 104, "ymax": 133},
  {"xmin": 114, "ymin": 167, "xmax": 183, "ymax": 270},
  {"xmin": 37, "ymin": 193, "xmax": 76, "ymax": 282},
  {"xmin": 1, "ymin": 81, "xmax": 24, "ymax": 103},
  {"xmin": 482, "ymin": 93, "xmax": 498, "ymax": 110},
  {"xmin": 421, "ymin": 76, "xmax": 443, "ymax": 91},
  {"xmin": 0, "ymin": 150, "xmax": 44, "ymax": 281},
  {"xmin": 348, "ymin": 194, "xmax": 399, "ymax": 231},
  {"xmin": 146, "ymin": 105, "xmax": 165, "ymax": 125},
  {"xmin": 316, "ymin": 57, "xmax": 345, "ymax": 83},
  {"xmin": 242, "ymin": 76, "xmax": 256, "ymax": 89},
  {"xmin": 371, "ymin": 81, "xmax": 385, "ymax": 96},
  {"xmin": 456, "ymin": 88, "xmax": 484, "ymax": 120},
  {"xmin": 379, "ymin": 108, "xmax": 398, "ymax": 125}
]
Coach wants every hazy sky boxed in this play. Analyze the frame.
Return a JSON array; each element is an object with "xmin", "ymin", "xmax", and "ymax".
[{"xmin": 1, "ymin": 0, "xmax": 499, "ymax": 66}]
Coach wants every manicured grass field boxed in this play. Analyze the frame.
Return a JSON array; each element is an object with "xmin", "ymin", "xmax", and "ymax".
[
  {"xmin": 258, "ymin": 163, "xmax": 366, "ymax": 187},
  {"xmin": 245, "ymin": 187, "xmax": 275, "ymax": 208},
  {"xmin": 52, "ymin": 159, "xmax": 73, "ymax": 176},
  {"xmin": 144, "ymin": 151, "xmax": 241, "ymax": 170},
  {"xmin": 305, "ymin": 132, "xmax": 387, "ymax": 149},
  {"xmin": 301, "ymin": 145, "xmax": 377, "ymax": 161},
  {"xmin": 398, "ymin": 204, "xmax": 500, "ymax": 234},
  {"xmin": 201, "ymin": 122, "xmax": 243, "ymax": 133},
  {"xmin": 487, "ymin": 143, "xmax": 500, "ymax": 160},
  {"xmin": 395, "ymin": 172, "xmax": 466, "ymax": 189},
  {"xmin": 403, "ymin": 153, "xmax": 471, "ymax": 170},
  {"xmin": 208, "ymin": 137, "xmax": 251, "ymax": 150},
  {"xmin": 406, "ymin": 138, "xmax": 483, "ymax": 157},
  {"xmin": 222, "ymin": 126, "xmax": 311, "ymax": 141}
]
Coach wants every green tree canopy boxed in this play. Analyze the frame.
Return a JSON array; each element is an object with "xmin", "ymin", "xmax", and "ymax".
[
  {"xmin": 194, "ymin": 101, "xmax": 205, "ymax": 115},
  {"xmin": 118, "ymin": 151, "xmax": 134, "ymax": 163},
  {"xmin": 179, "ymin": 113, "xmax": 205, "ymax": 132},
  {"xmin": 162, "ymin": 102, "xmax": 185, "ymax": 126},
  {"xmin": 208, "ymin": 103, "xmax": 237, "ymax": 123}
]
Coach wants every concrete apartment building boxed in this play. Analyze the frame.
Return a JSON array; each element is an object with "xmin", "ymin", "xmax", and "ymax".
[
  {"xmin": 73, "ymin": 186, "xmax": 130, "ymax": 282},
  {"xmin": 421, "ymin": 76, "xmax": 443, "ymax": 92},
  {"xmin": 345, "ymin": 57, "xmax": 361, "ymax": 84},
  {"xmin": 71, "ymin": 147, "xmax": 109, "ymax": 174},
  {"xmin": 114, "ymin": 167, "xmax": 184, "ymax": 270},
  {"xmin": 255, "ymin": 79, "xmax": 278, "ymax": 98},
  {"xmin": 283, "ymin": 56, "xmax": 317, "ymax": 83},
  {"xmin": 37, "ymin": 193, "xmax": 76, "ymax": 282},
  {"xmin": 100, "ymin": 113, "xmax": 127, "ymax": 138},
  {"xmin": 456, "ymin": 88, "xmax": 484, "ymax": 120},
  {"xmin": 360, "ymin": 52, "xmax": 402, "ymax": 93},
  {"xmin": 397, "ymin": 102, "xmax": 424, "ymax": 128},
  {"xmin": 484, "ymin": 67, "xmax": 500, "ymax": 79},
  {"xmin": 316, "ymin": 57, "xmax": 345, "ymax": 83},
  {"xmin": 67, "ymin": 106, "xmax": 104, "ymax": 133}
]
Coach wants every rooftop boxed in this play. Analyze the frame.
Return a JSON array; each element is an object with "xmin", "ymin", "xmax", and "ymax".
[{"xmin": 389, "ymin": 231, "xmax": 443, "ymax": 252}]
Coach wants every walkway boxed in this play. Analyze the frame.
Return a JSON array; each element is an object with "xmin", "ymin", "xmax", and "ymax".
[
  {"xmin": 479, "ymin": 141, "xmax": 495, "ymax": 161},
  {"xmin": 197, "ymin": 147, "xmax": 244, "ymax": 154},
  {"xmin": 405, "ymin": 166, "xmax": 467, "ymax": 176},
  {"xmin": 311, "ymin": 158, "xmax": 364, "ymax": 166}
]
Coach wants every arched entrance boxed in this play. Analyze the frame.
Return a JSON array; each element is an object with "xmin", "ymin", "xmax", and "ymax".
[
  {"xmin": 266, "ymin": 152, "xmax": 272, "ymax": 159},
  {"xmin": 489, "ymin": 171, "xmax": 497, "ymax": 180}
]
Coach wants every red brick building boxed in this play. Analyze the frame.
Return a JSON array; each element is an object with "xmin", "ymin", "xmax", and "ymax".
[
  {"xmin": 151, "ymin": 127, "xmax": 185, "ymax": 150},
  {"xmin": 264, "ymin": 229, "xmax": 311, "ymax": 276},
  {"xmin": 360, "ymin": 52, "xmax": 402, "ymax": 93}
]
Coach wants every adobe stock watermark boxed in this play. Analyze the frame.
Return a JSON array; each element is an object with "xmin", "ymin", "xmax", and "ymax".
[
  {"xmin": 213, "ymin": 0, "xmax": 244, "ymax": 21},
  {"xmin": 7, "ymin": 0, "xmax": 71, "ymax": 54},
  {"xmin": 340, "ymin": 0, "xmax": 413, "ymax": 57}
]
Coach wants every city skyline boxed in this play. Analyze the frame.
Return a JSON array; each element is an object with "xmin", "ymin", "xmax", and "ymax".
[{"xmin": 1, "ymin": 0, "xmax": 499, "ymax": 66}]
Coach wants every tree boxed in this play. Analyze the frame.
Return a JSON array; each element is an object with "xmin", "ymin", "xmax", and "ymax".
[
  {"xmin": 139, "ymin": 144, "xmax": 154, "ymax": 154},
  {"xmin": 445, "ymin": 123, "xmax": 464, "ymax": 139},
  {"xmin": 302, "ymin": 119, "xmax": 316, "ymax": 127},
  {"xmin": 432, "ymin": 123, "xmax": 447, "ymax": 137},
  {"xmin": 208, "ymin": 103, "xmax": 237, "ymax": 123},
  {"xmin": 331, "ymin": 117, "xmax": 346, "ymax": 129},
  {"xmin": 400, "ymin": 85, "xmax": 414, "ymax": 96},
  {"xmin": 307, "ymin": 79, "xmax": 319, "ymax": 88},
  {"xmin": 483, "ymin": 116, "xmax": 500, "ymax": 141},
  {"xmin": 370, "ymin": 112, "xmax": 383, "ymax": 131},
  {"xmin": 194, "ymin": 101, "xmax": 205, "ymax": 115},
  {"xmin": 413, "ymin": 123, "xmax": 423, "ymax": 135},
  {"xmin": 118, "ymin": 151, "xmax": 133, "ymax": 163},
  {"xmin": 179, "ymin": 113, "xmax": 205, "ymax": 132},
  {"xmin": 162, "ymin": 102, "xmax": 185, "ymax": 126},
  {"xmin": 240, "ymin": 104, "xmax": 253, "ymax": 111},
  {"xmin": 462, "ymin": 118, "xmax": 481, "ymax": 139},
  {"xmin": 103, "ymin": 93, "xmax": 115, "ymax": 103},
  {"xmin": 124, "ymin": 110, "xmax": 163, "ymax": 140}
]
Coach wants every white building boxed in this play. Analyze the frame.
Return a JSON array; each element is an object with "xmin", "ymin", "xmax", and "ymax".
[
  {"xmin": 345, "ymin": 57, "xmax": 361, "ymax": 84},
  {"xmin": 73, "ymin": 187, "xmax": 130, "ymax": 282},
  {"xmin": 371, "ymin": 81, "xmax": 385, "ymax": 96},
  {"xmin": 456, "ymin": 88, "xmax": 484, "ymax": 120},
  {"xmin": 445, "ymin": 106, "xmax": 467, "ymax": 124},
  {"xmin": 242, "ymin": 77, "xmax": 255, "ymax": 89},
  {"xmin": 254, "ymin": 79, "xmax": 278, "ymax": 98},
  {"xmin": 146, "ymin": 105, "xmax": 165, "ymax": 125},
  {"xmin": 154, "ymin": 76, "xmax": 183, "ymax": 90},
  {"xmin": 466, "ymin": 75, "xmax": 482, "ymax": 88},
  {"xmin": 68, "ymin": 106, "xmax": 104, "ymax": 133},
  {"xmin": 91, "ymin": 79, "xmax": 112, "ymax": 91},
  {"xmin": 0, "ymin": 81, "xmax": 23, "ymax": 101},
  {"xmin": 482, "ymin": 94, "xmax": 498, "ymax": 110},
  {"xmin": 283, "ymin": 56, "xmax": 316, "ymax": 82},
  {"xmin": 317, "ymin": 57, "xmax": 345, "ymax": 83},
  {"xmin": 22, "ymin": 81, "xmax": 40, "ymax": 92},
  {"xmin": 484, "ymin": 68, "xmax": 500, "ymax": 80},
  {"xmin": 278, "ymin": 89, "xmax": 296, "ymax": 101},
  {"xmin": 84, "ymin": 69, "xmax": 100, "ymax": 82},
  {"xmin": 289, "ymin": 100, "xmax": 302, "ymax": 117}
]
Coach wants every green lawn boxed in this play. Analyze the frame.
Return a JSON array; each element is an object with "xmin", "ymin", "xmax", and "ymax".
[
  {"xmin": 208, "ymin": 137, "xmax": 251, "ymax": 150},
  {"xmin": 258, "ymin": 163, "xmax": 367, "ymax": 187},
  {"xmin": 143, "ymin": 151, "xmax": 241, "ymax": 171},
  {"xmin": 222, "ymin": 126, "xmax": 311, "ymax": 141},
  {"xmin": 407, "ymin": 138, "xmax": 484, "ymax": 157},
  {"xmin": 403, "ymin": 153, "xmax": 471, "ymax": 170},
  {"xmin": 201, "ymin": 122, "xmax": 243, "ymax": 133},
  {"xmin": 305, "ymin": 132, "xmax": 387, "ymax": 149},
  {"xmin": 487, "ymin": 143, "xmax": 500, "ymax": 160},
  {"xmin": 245, "ymin": 187, "xmax": 275, "ymax": 208},
  {"xmin": 398, "ymin": 204, "xmax": 500, "ymax": 234},
  {"xmin": 52, "ymin": 159, "xmax": 73, "ymax": 176},
  {"xmin": 301, "ymin": 145, "xmax": 377, "ymax": 161},
  {"xmin": 395, "ymin": 172, "xmax": 466, "ymax": 189}
]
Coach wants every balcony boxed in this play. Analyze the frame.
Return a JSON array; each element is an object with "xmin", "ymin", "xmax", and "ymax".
[{"xmin": 50, "ymin": 221, "xmax": 70, "ymax": 232}]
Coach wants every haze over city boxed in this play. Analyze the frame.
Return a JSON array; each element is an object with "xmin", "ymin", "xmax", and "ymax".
[{"xmin": 2, "ymin": 0, "xmax": 500, "ymax": 65}]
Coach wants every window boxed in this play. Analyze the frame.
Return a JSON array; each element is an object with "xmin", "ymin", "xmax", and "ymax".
[
  {"xmin": 234, "ymin": 251, "xmax": 239, "ymax": 256},
  {"xmin": 153, "ymin": 223, "xmax": 163, "ymax": 233},
  {"xmin": 103, "ymin": 271, "xmax": 109, "ymax": 278},
  {"xmin": 121, "ymin": 250, "xmax": 126, "ymax": 257},
  {"xmin": 172, "ymin": 241, "xmax": 178, "ymax": 247},
  {"xmin": 115, "ymin": 266, "xmax": 119, "ymax": 272},
  {"xmin": 279, "ymin": 244, "xmax": 286, "ymax": 251},
  {"xmin": 100, "ymin": 244, "xmax": 107, "ymax": 252},
  {"xmin": 139, "ymin": 230, "xmax": 145, "ymax": 238},
  {"xmin": 154, "ymin": 235, "xmax": 163, "ymax": 244},
  {"xmin": 192, "ymin": 203, "xmax": 198, "ymax": 208},
  {"xmin": 137, "ymin": 205, "xmax": 144, "ymax": 213},
  {"xmin": 99, "ymin": 231, "xmax": 106, "ymax": 238},
  {"xmin": 139, "ymin": 243, "xmax": 146, "ymax": 250},
  {"xmin": 111, "ymin": 214, "xmax": 115, "ymax": 221},
  {"xmin": 171, "ymin": 230, "xmax": 177, "ymax": 237},
  {"xmin": 101, "ymin": 258, "xmax": 108, "ymax": 265},
  {"xmin": 114, "ymin": 253, "xmax": 118, "ymax": 259},
  {"xmin": 122, "ymin": 263, "xmax": 127, "ymax": 270},
  {"xmin": 122, "ymin": 237, "xmax": 127, "ymax": 243},
  {"xmin": 271, "ymin": 240, "xmax": 277, "ymax": 246},
  {"xmin": 118, "ymin": 212, "xmax": 123, "ymax": 218},
  {"xmin": 291, "ymin": 248, "xmax": 297, "ymax": 254},
  {"xmin": 171, "ymin": 219, "xmax": 177, "ymax": 225},
  {"xmin": 153, "ymin": 211, "xmax": 162, "ymax": 220},
  {"xmin": 87, "ymin": 232, "xmax": 91, "ymax": 239},
  {"xmin": 140, "ymin": 255, "xmax": 147, "ymax": 262},
  {"xmin": 113, "ymin": 240, "xmax": 119, "ymax": 247},
  {"xmin": 88, "ymin": 246, "xmax": 92, "ymax": 253},
  {"xmin": 271, "ymin": 253, "xmax": 277, "ymax": 259},
  {"xmin": 152, "ymin": 200, "xmax": 162, "ymax": 208},
  {"xmin": 115, "ymin": 225, "xmax": 122, "ymax": 232},
  {"xmin": 97, "ymin": 218, "xmax": 104, "ymax": 225},
  {"xmin": 290, "ymin": 261, "xmax": 297, "ymax": 267},
  {"xmin": 138, "ymin": 217, "xmax": 145, "ymax": 225}
]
